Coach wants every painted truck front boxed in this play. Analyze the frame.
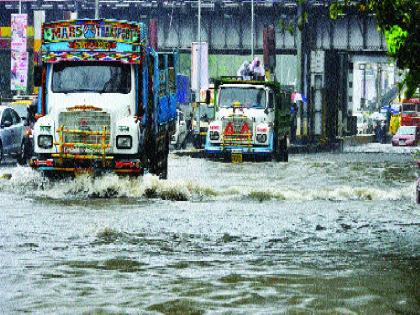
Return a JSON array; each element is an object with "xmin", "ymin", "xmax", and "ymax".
[
  {"xmin": 204, "ymin": 78, "xmax": 291, "ymax": 161},
  {"xmin": 30, "ymin": 19, "xmax": 177, "ymax": 178}
]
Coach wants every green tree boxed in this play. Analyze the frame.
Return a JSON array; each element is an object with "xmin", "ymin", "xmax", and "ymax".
[{"xmin": 331, "ymin": 0, "xmax": 420, "ymax": 96}]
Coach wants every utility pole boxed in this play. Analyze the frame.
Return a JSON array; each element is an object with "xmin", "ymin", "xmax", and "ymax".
[
  {"xmin": 95, "ymin": 0, "xmax": 99, "ymax": 19},
  {"xmin": 196, "ymin": 0, "xmax": 202, "ymax": 146},
  {"xmin": 251, "ymin": 0, "xmax": 254, "ymax": 59}
]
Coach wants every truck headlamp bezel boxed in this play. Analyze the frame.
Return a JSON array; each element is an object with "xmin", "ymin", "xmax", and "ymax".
[
  {"xmin": 209, "ymin": 131, "xmax": 220, "ymax": 141},
  {"xmin": 116, "ymin": 135, "xmax": 132, "ymax": 149},
  {"xmin": 256, "ymin": 134, "xmax": 267, "ymax": 143},
  {"xmin": 38, "ymin": 135, "xmax": 53, "ymax": 149}
]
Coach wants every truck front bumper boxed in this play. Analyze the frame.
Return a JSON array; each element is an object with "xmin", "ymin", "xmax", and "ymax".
[
  {"xmin": 30, "ymin": 156, "xmax": 143, "ymax": 176},
  {"xmin": 205, "ymin": 145, "xmax": 272, "ymax": 156}
]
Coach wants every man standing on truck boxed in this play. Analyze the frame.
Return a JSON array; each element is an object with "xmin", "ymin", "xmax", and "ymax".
[{"xmin": 251, "ymin": 57, "xmax": 265, "ymax": 80}]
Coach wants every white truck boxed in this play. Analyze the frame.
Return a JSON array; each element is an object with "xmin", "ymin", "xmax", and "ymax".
[
  {"xmin": 30, "ymin": 19, "xmax": 178, "ymax": 178},
  {"xmin": 204, "ymin": 77, "xmax": 291, "ymax": 161}
]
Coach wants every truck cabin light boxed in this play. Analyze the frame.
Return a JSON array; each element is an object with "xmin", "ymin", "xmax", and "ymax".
[
  {"xmin": 256, "ymin": 134, "xmax": 267, "ymax": 143},
  {"xmin": 38, "ymin": 135, "xmax": 53, "ymax": 149},
  {"xmin": 209, "ymin": 131, "xmax": 220, "ymax": 141},
  {"xmin": 116, "ymin": 135, "xmax": 132, "ymax": 149},
  {"xmin": 257, "ymin": 126, "xmax": 268, "ymax": 133}
]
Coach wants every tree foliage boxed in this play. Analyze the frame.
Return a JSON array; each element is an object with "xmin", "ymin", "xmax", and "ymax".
[{"xmin": 330, "ymin": 0, "xmax": 420, "ymax": 96}]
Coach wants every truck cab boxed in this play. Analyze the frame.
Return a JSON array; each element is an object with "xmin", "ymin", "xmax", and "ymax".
[{"xmin": 205, "ymin": 78, "xmax": 291, "ymax": 161}]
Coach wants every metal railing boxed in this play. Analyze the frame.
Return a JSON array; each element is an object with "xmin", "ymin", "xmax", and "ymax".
[{"xmin": 53, "ymin": 125, "xmax": 112, "ymax": 167}]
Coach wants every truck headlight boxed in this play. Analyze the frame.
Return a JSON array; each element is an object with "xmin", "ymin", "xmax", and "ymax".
[
  {"xmin": 209, "ymin": 131, "xmax": 220, "ymax": 141},
  {"xmin": 38, "ymin": 135, "xmax": 53, "ymax": 149},
  {"xmin": 256, "ymin": 134, "xmax": 267, "ymax": 143},
  {"xmin": 116, "ymin": 135, "xmax": 132, "ymax": 149}
]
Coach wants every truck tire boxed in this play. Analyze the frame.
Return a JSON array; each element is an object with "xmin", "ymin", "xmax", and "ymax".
[
  {"xmin": 275, "ymin": 135, "xmax": 288, "ymax": 162},
  {"xmin": 17, "ymin": 140, "xmax": 28, "ymax": 165},
  {"xmin": 159, "ymin": 155, "xmax": 168, "ymax": 179},
  {"xmin": 0, "ymin": 142, "xmax": 3, "ymax": 164},
  {"xmin": 158, "ymin": 133, "xmax": 170, "ymax": 179}
]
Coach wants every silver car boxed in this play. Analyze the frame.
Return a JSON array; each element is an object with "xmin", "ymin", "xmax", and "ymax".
[{"xmin": 0, "ymin": 105, "xmax": 25, "ymax": 164}]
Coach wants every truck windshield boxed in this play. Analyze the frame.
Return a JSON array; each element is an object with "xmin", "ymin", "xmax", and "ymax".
[
  {"xmin": 219, "ymin": 87, "xmax": 266, "ymax": 109},
  {"xmin": 401, "ymin": 103, "xmax": 416, "ymax": 113},
  {"xmin": 52, "ymin": 62, "xmax": 131, "ymax": 94},
  {"xmin": 398, "ymin": 126, "xmax": 416, "ymax": 135}
]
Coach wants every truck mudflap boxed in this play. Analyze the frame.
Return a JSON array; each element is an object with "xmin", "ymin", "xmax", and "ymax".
[{"xmin": 30, "ymin": 157, "xmax": 143, "ymax": 175}]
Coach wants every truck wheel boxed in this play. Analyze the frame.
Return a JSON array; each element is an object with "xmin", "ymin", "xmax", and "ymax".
[
  {"xmin": 17, "ymin": 140, "xmax": 27, "ymax": 165},
  {"xmin": 0, "ymin": 142, "xmax": 3, "ymax": 164},
  {"xmin": 159, "ymin": 156, "xmax": 168, "ymax": 179},
  {"xmin": 276, "ymin": 136, "xmax": 288, "ymax": 162}
]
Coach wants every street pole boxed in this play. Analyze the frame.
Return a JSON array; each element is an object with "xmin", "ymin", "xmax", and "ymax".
[
  {"xmin": 198, "ymin": 0, "xmax": 202, "ymax": 146},
  {"xmin": 17, "ymin": 0, "xmax": 22, "ymax": 97},
  {"xmin": 196, "ymin": 0, "xmax": 202, "ymax": 146},
  {"xmin": 251, "ymin": 0, "xmax": 254, "ymax": 59},
  {"xmin": 95, "ymin": 0, "xmax": 99, "ymax": 19}
]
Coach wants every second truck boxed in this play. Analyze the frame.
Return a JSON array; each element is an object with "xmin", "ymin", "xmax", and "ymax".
[{"xmin": 204, "ymin": 77, "xmax": 291, "ymax": 162}]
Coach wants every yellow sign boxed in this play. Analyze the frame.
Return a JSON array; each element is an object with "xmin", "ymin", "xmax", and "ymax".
[{"xmin": 231, "ymin": 152, "xmax": 243, "ymax": 163}]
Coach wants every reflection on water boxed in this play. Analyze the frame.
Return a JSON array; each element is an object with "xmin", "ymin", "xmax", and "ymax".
[{"xmin": 0, "ymin": 152, "xmax": 419, "ymax": 313}]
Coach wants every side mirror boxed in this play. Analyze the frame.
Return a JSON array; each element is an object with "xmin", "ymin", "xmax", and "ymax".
[
  {"xmin": 34, "ymin": 65, "xmax": 42, "ymax": 87},
  {"xmin": 205, "ymin": 90, "xmax": 211, "ymax": 105},
  {"xmin": 268, "ymin": 93, "xmax": 274, "ymax": 109},
  {"xmin": 2, "ymin": 120, "xmax": 12, "ymax": 128}
]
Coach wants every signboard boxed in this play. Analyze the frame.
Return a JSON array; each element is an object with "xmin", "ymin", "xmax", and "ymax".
[
  {"xmin": 310, "ymin": 50, "xmax": 325, "ymax": 74},
  {"xmin": 191, "ymin": 42, "xmax": 209, "ymax": 92},
  {"xmin": 10, "ymin": 14, "xmax": 28, "ymax": 92},
  {"xmin": 11, "ymin": 51, "xmax": 28, "ymax": 91},
  {"xmin": 11, "ymin": 14, "xmax": 27, "ymax": 51},
  {"xmin": 43, "ymin": 21, "xmax": 141, "ymax": 44}
]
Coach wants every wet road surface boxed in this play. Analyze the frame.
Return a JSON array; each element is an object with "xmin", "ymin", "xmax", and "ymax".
[{"xmin": 0, "ymin": 149, "xmax": 419, "ymax": 314}]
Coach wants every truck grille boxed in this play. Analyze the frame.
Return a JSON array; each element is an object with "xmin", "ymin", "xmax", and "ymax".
[
  {"xmin": 222, "ymin": 116, "xmax": 253, "ymax": 146},
  {"xmin": 58, "ymin": 111, "xmax": 111, "ymax": 147}
]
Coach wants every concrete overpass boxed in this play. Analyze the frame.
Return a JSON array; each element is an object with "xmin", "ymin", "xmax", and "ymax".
[{"xmin": 0, "ymin": 0, "xmax": 394, "ymax": 142}]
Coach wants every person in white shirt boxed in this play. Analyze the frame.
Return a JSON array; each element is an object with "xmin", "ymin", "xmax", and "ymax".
[{"xmin": 250, "ymin": 57, "xmax": 265, "ymax": 79}]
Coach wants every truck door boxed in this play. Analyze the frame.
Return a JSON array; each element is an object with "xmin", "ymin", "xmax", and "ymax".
[
  {"xmin": 167, "ymin": 53, "xmax": 178, "ymax": 121},
  {"xmin": 158, "ymin": 53, "xmax": 169, "ymax": 124},
  {"xmin": 0, "ymin": 109, "xmax": 13, "ymax": 154}
]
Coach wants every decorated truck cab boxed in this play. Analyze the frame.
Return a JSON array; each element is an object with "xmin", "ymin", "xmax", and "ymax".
[
  {"xmin": 31, "ymin": 19, "xmax": 178, "ymax": 178},
  {"xmin": 204, "ymin": 77, "xmax": 291, "ymax": 161}
]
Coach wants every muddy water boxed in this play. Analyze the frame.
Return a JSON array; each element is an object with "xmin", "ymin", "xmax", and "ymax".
[{"xmin": 0, "ymin": 152, "xmax": 419, "ymax": 314}]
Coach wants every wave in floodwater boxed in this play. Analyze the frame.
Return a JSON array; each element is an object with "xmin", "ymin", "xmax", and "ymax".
[{"xmin": 0, "ymin": 166, "xmax": 413, "ymax": 202}]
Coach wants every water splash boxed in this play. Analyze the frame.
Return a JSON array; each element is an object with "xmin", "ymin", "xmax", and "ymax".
[{"xmin": 0, "ymin": 166, "xmax": 412, "ymax": 202}]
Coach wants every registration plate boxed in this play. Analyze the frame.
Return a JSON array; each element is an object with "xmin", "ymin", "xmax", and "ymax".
[
  {"xmin": 231, "ymin": 151, "xmax": 243, "ymax": 163},
  {"xmin": 399, "ymin": 140, "xmax": 405, "ymax": 146}
]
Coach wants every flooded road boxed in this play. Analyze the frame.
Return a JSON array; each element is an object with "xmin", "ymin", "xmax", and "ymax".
[{"xmin": 1, "ymin": 150, "xmax": 420, "ymax": 314}]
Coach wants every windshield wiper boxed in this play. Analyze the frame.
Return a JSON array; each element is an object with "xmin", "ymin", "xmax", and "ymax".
[{"xmin": 62, "ymin": 89, "xmax": 98, "ymax": 94}]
